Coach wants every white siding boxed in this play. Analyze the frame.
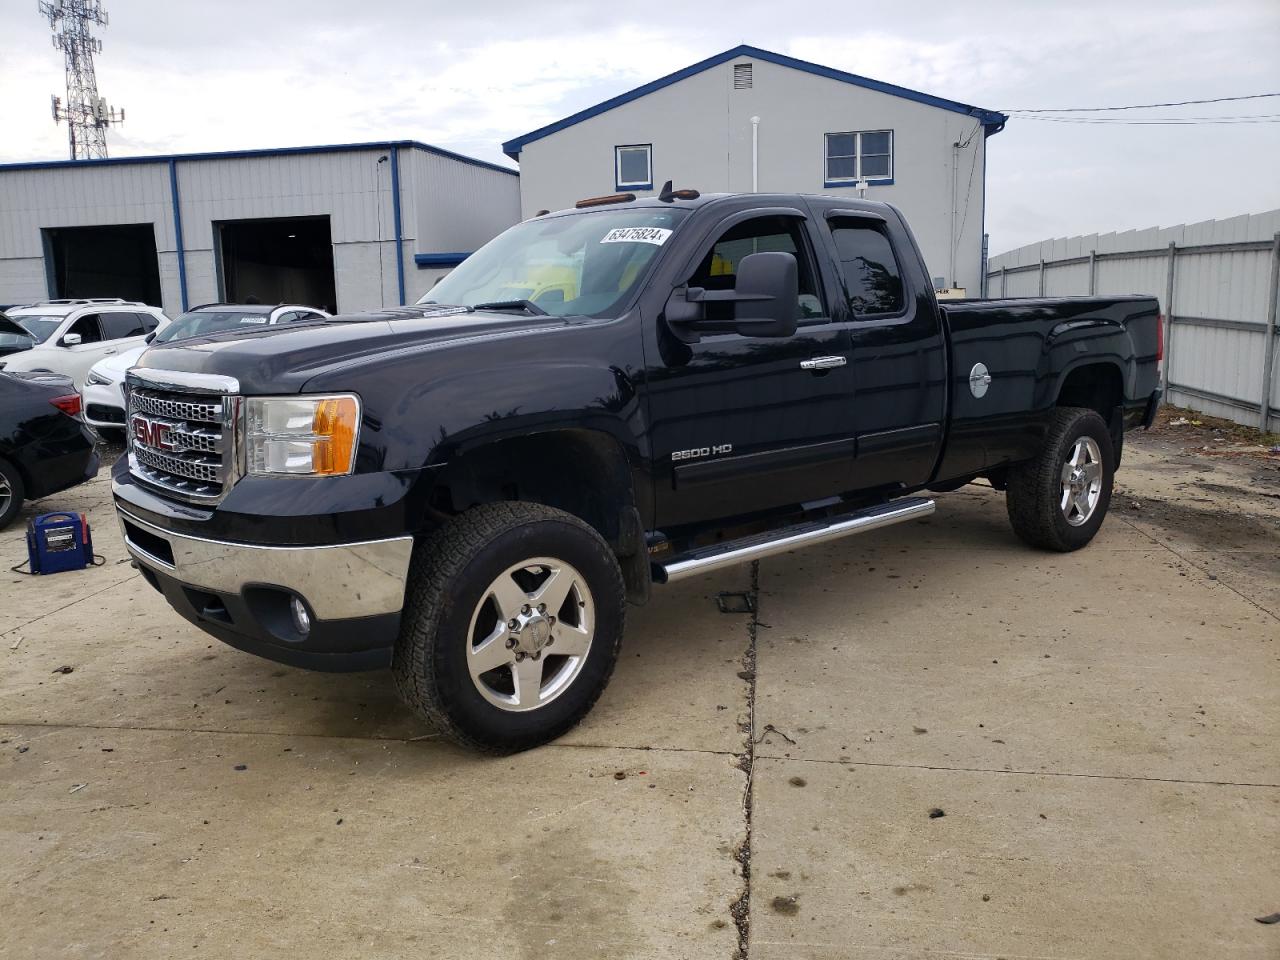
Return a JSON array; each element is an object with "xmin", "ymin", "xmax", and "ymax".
[
  {"xmin": 989, "ymin": 210, "xmax": 1280, "ymax": 431},
  {"xmin": 512, "ymin": 57, "xmax": 991, "ymax": 291}
]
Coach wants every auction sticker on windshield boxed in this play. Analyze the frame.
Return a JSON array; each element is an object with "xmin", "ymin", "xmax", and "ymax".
[{"xmin": 600, "ymin": 226, "xmax": 672, "ymax": 246}]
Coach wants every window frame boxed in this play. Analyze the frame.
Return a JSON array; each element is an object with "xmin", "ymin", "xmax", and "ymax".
[
  {"xmin": 614, "ymin": 143, "xmax": 654, "ymax": 192},
  {"xmin": 823, "ymin": 130, "xmax": 894, "ymax": 188},
  {"xmin": 683, "ymin": 212, "xmax": 830, "ymax": 327},
  {"xmin": 66, "ymin": 313, "xmax": 104, "ymax": 344},
  {"xmin": 100, "ymin": 310, "xmax": 148, "ymax": 340},
  {"xmin": 826, "ymin": 214, "xmax": 909, "ymax": 322}
]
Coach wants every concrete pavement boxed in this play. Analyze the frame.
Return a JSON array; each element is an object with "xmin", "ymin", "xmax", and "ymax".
[{"xmin": 1, "ymin": 435, "xmax": 1276, "ymax": 958}]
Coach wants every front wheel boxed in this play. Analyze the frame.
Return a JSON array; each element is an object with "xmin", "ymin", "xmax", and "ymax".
[
  {"xmin": 1005, "ymin": 407, "xmax": 1114, "ymax": 552},
  {"xmin": 392, "ymin": 502, "xmax": 625, "ymax": 752}
]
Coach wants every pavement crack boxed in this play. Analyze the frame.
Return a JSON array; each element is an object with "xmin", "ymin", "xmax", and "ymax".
[
  {"xmin": 0, "ymin": 571, "xmax": 139, "ymax": 638},
  {"xmin": 753, "ymin": 754, "xmax": 1280, "ymax": 789},
  {"xmin": 1116, "ymin": 515, "xmax": 1279, "ymax": 622},
  {"xmin": 729, "ymin": 560, "xmax": 760, "ymax": 959}
]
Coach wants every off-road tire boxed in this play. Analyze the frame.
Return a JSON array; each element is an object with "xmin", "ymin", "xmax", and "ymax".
[
  {"xmin": 392, "ymin": 501, "xmax": 625, "ymax": 753},
  {"xmin": 0, "ymin": 457, "xmax": 26, "ymax": 531},
  {"xmin": 1005, "ymin": 407, "xmax": 1114, "ymax": 552}
]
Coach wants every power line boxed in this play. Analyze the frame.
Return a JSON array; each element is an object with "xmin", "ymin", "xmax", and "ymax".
[
  {"xmin": 1015, "ymin": 115, "xmax": 1280, "ymax": 125},
  {"xmin": 1002, "ymin": 92, "xmax": 1280, "ymax": 113}
]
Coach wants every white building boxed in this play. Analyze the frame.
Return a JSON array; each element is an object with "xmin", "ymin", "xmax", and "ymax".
[
  {"xmin": 503, "ymin": 45, "xmax": 1006, "ymax": 294},
  {"xmin": 0, "ymin": 141, "xmax": 520, "ymax": 316}
]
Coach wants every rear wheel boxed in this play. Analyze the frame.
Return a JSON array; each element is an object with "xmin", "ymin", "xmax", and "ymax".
[
  {"xmin": 0, "ymin": 458, "xmax": 25, "ymax": 531},
  {"xmin": 1005, "ymin": 407, "xmax": 1114, "ymax": 552},
  {"xmin": 393, "ymin": 502, "xmax": 625, "ymax": 752}
]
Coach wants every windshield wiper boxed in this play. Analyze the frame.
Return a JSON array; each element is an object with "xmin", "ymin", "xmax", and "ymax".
[{"xmin": 469, "ymin": 299, "xmax": 548, "ymax": 316}]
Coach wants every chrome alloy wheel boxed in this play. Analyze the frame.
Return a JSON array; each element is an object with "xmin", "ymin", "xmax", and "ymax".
[
  {"xmin": 1060, "ymin": 436, "xmax": 1103, "ymax": 527},
  {"xmin": 465, "ymin": 557, "xmax": 594, "ymax": 712},
  {"xmin": 0, "ymin": 472, "xmax": 11, "ymax": 516}
]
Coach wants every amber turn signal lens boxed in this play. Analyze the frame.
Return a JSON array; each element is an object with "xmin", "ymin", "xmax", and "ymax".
[{"xmin": 310, "ymin": 396, "xmax": 359, "ymax": 475}]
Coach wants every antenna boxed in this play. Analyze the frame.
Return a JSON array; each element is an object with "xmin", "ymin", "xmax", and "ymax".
[{"xmin": 39, "ymin": 0, "xmax": 125, "ymax": 159}]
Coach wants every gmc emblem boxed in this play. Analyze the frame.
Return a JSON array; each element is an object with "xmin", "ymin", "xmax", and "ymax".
[{"xmin": 131, "ymin": 414, "xmax": 176, "ymax": 452}]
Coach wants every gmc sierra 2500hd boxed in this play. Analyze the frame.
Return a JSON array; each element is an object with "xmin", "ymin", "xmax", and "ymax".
[{"xmin": 113, "ymin": 188, "xmax": 1162, "ymax": 752}]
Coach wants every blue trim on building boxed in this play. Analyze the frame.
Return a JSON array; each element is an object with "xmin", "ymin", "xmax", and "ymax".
[
  {"xmin": 822, "ymin": 178, "xmax": 895, "ymax": 189},
  {"xmin": 0, "ymin": 140, "xmax": 518, "ymax": 177},
  {"xmin": 167, "ymin": 159, "xmax": 189, "ymax": 312},
  {"xmin": 501, "ymin": 44, "xmax": 1008, "ymax": 159},
  {"xmin": 414, "ymin": 252, "xmax": 472, "ymax": 267},
  {"xmin": 389, "ymin": 146, "xmax": 406, "ymax": 306}
]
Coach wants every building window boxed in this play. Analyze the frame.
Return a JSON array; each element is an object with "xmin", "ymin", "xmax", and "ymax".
[
  {"xmin": 615, "ymin": 144, "xmax": 652, "ymax": 191},
  {"xmin": 824, "ymin": 130, "xmax": 894, "ymax": 186}
]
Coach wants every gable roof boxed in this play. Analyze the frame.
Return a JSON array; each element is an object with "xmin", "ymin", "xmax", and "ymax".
[{"xmin": 502, "ymin": 44, "xmax": 1007, "ymax": 160}]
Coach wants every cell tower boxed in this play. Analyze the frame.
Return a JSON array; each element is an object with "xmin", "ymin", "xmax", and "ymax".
[{"xmin": 39, "ymin": 0, "xmax": 125, "ymax": 160}]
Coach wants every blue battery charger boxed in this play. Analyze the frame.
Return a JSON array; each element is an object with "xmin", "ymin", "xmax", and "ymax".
[{"xmin": 22, "ymin": 512, "xmax": 100, "ymax": 575}]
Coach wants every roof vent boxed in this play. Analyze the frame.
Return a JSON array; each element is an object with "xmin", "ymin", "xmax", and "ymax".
[{"xmin": 733, "ymin": 63, "xmax": 753, "ymax": 89}]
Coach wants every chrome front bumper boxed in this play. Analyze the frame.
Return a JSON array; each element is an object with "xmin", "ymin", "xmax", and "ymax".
[{"xmin": 116, "ymin": 508, "xmax": 413, "ymax": 620}]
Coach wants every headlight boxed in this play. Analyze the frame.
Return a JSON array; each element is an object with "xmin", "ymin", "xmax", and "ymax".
[
  {"xmin": 245, "ymin": 395, "xmax": 360, "ymax": 477},
  {"xmin": 86, "ymin": 370, "xmax": 113, "ymax": 386}
]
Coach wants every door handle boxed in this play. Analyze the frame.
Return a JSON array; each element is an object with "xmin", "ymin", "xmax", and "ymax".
[
  {"xmin": 799, "ymin": 356, "xmax": 846, "ymax": 370},
  {"xmin": 103, "ymin": 349, "xmax": 117, "ymax": 355}
]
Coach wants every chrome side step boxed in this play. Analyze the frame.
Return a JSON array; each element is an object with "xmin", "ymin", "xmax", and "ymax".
[{"xmin": 653, "ymin": 497, "xmax": 935, "ymax": 584}]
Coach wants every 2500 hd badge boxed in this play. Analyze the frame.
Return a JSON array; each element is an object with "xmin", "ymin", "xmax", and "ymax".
[
  {"xmin": 113, "ymin": 189, "xmax": 1162, "ymax": 753},
  {"xmin": 671, "ymin": 444, "xmax": 733, "ymax": 461}
]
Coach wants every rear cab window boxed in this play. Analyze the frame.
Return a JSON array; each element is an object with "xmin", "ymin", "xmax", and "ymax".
[{"xmin": 827, "ymin": 217, "xmax": 906, "ymax": 318}]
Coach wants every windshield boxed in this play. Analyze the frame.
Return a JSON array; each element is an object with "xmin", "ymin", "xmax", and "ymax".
[
  {"xmin": 12, "ymin": 315, "xmax": 63, "ymax": 344},
  {"xmin": 420, "ymin": 207, "xmax": 690, "ymax": 318},
  {"xmin": 153, "ymin": 310, "xmax": 274, "ymax": 343}
]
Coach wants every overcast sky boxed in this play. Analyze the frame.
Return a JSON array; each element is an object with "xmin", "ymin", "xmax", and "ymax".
[{"xmin": 3, "ymin": 0, "xmax": 1277, "ymax": 252}]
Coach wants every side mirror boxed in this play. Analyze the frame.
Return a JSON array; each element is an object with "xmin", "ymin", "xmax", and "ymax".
[
  {"xmin": 665, "ymin": 252, "xmax": 800, "ymax": 341},
  {"xmin": 730, "ymin": 252, "xmax": 799, "ymax": 338},
  {"xmin": 60, "ymin": 332, "xmax": 83, "ymax": 347},
  {"xmin": 144, "ymin": 331, "xmax": 156, "ymax": 343}
]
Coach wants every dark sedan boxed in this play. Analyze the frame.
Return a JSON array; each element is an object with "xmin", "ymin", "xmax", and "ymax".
[{"xmin": 0, "ymin": 370, "xmax": 100, "ymax": 529}]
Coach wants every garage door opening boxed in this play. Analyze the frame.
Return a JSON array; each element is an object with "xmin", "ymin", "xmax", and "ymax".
[
  {"xmin": 43, "ymin": 224, "xmax": 162, "ymax": 306},
  {"xmin": 218, "ymin": 216, "xmax": 336, "ymax": 312}
]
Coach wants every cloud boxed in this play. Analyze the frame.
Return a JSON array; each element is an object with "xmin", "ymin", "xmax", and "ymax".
[{"xmin": 2, "ymin": 0, "xmax": 1278, "ymax": 251}]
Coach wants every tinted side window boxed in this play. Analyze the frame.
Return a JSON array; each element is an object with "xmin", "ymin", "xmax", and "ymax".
[
  {"xmin": 67, "ymin": 314, "xmax": 103, "ymax": 344},
  {"xmin": 829, "ymin": 219, "xmax": 905, "ymax": 317},
  {"xmin": 687, "ymin": 215, "xmax": 825, "ymax": 321},
  {"xmin": 139, "ymin": 312, "xmax": 160, "ymax": 332},
  {"xmin": 101, "ymin": 312, "xmax": 147, "ymax": 339}
]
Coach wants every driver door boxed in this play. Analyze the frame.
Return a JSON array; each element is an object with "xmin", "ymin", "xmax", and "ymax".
[{"xmin": 646, "ymin": 208, "xmax": 857, "ymax": 528}]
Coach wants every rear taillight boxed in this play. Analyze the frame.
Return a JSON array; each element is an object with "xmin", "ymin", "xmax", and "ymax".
[
  {"xmin": 1156, "ymin": 314, "xmax": 1165, "ymax": 365},
  {"xmin": 50, "ymin": 394, "xmax": 82, "ymax": 417}
]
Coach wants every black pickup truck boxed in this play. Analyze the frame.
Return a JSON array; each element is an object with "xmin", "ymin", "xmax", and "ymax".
[{"xmin": 113, "ymin": 190, "xmax": 1162, "ymax": 751}]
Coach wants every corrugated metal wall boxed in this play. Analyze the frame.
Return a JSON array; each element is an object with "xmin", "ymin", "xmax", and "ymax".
[
  {"xmin": 987, "ymin": 210, "xmax": 1280, "ymax": 432},
  {"xmin": 0, "ymin": 144, "xmax": 520, "ymax": 315}
]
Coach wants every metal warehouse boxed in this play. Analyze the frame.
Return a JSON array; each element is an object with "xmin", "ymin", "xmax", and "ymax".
[{"xmin": 0, "ymin": 141, "xmax": 520, "ymax": 316}]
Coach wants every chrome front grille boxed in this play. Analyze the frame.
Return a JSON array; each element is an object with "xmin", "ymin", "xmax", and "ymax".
[
  {"xmin": 129, "ymin": 391, "xmax": 224, "ymax": 423},
  {"xmin": 126, "ymin": 377, "xmax": 240, "ymax": 502}
]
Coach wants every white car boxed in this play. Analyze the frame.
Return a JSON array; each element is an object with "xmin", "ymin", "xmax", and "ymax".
[
  {"xmin": 80, "ymin": 302, "xmax": 330, "ymax": 433},
  {"xmin": 0, "ymin": 299, "xmax": 170, "ymax": 390}
]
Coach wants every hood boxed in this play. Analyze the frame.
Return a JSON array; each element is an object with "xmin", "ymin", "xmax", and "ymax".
[
  {"xmin": 90, "ymin": 344, "xmax": 148, "ymax": 381},
  {"xmin": 0, "ymin": 313, "xmax": 35, "ymax": 356},
  {"xmin": 131, "ymin": 305, "xmax": 583, "ymax": 394}
]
